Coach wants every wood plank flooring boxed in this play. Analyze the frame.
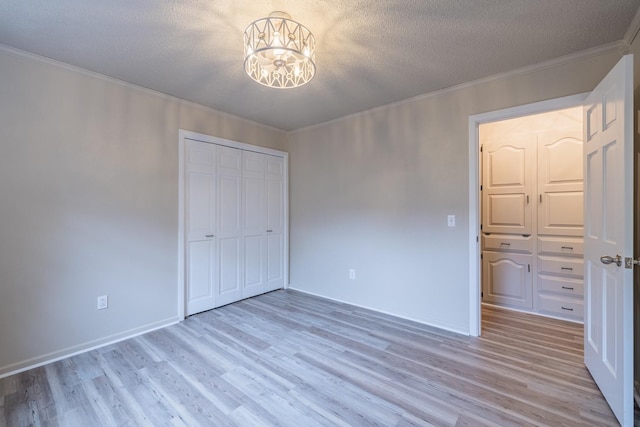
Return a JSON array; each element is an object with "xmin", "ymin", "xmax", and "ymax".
[{"xmin": 0, "ymin": 290, "xmax": 628, "ymax": 426}]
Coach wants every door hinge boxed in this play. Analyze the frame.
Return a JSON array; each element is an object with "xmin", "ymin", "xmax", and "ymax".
[
  {"xmin": 481, "ymin": 253, "xmax": 483, "ymax": 260},
  {"xmin": 476, "ymin": 236, "xmax": 479, "ymax": 243},
  {"xmin": 481, "ymin": 291, "xmax": 484, "ymax": 298},
  {"xmin": 480, "ymin": 145, "xmax": 483, "ymax": 153},
  {"xmin": 528, "ymin": 264, "xmax": 531, "ymax": 273},
  {"xmin": 480, "ymin": 185, "xmax": 483, "ymax": 191},
  {"xmin": 625, "ymin": 257, "xmax": 640, "ymax": 269},
  {"xmin": 480, "ymin": 224, "xmax": 483, "ymax": 231}
]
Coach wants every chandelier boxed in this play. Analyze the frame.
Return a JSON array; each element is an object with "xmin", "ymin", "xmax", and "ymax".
[{"xmin": 243, "ymin": 11, "xmax": 316, "ymax": 89}]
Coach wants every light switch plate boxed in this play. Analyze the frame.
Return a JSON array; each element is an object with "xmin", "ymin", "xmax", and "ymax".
[{"xmin": 447, "ymin": 215, "xmax": 456, "ymax": 227}]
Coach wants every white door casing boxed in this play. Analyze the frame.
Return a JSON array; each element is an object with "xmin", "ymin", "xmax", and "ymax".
[{"xmin": 583, "ymin": 55, "xmax": 633, "ymax": 426}]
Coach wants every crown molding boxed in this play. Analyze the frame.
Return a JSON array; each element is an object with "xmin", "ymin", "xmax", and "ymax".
[{"xmin": 623, "ymin": 5, "xmax": 640, "ymax": 47}]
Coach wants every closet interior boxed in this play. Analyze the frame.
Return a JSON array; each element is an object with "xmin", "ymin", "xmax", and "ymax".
[{"xmin": 480, "ymin": 107, "xmax": 584, "ymax": 322}]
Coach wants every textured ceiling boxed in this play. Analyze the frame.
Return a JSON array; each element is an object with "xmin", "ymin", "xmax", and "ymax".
[{"xmin": 0, "ymin": 0, "xmax": 638, "ymax": 131}]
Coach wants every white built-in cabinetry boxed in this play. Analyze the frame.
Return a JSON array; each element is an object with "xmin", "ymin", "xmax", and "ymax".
[
  {"xmin": 481, "ymin": 113, "xmax": 584, "ymax": 322},
  {"xmin": 184, "ymin": 137, "xmax": 286, "ymax": 316}
]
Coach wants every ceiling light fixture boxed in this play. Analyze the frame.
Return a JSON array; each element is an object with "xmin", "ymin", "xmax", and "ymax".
[{"xmin": 243, "ymin": 11, "xmax": 316, "ymax": 89}]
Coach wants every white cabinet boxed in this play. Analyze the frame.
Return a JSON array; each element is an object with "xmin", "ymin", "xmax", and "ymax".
[
  {"xmin": 537, "ymin": 128, "xmax": 583, "ymax": 237},
  {"xmin": 482, "ymin": 135, "xmax": 533, "ymax": 235},
  {"xmin": 185, "ymin": 139, "xmax": 286, "ymax": 316},
  {"xmin": 481, "ymin": 113, "xmax": 583, "ymax": 322},
  {"xmin": 482, "ymin": 251, "xmax": 533, "ymax": 309}
]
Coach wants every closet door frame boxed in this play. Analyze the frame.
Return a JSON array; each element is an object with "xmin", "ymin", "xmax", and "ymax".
[{"xmin": 177, "ymin": 130, "xmax": 288, "ymax": 320}]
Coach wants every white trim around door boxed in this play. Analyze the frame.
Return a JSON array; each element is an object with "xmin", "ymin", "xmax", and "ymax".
[
  {"xmin": 177, "ymin": 130, "xmax": 289, "ymax": 320},
  {"xmin": 467, "ymin": 93, "xmax": 588, "ymax": 336}
]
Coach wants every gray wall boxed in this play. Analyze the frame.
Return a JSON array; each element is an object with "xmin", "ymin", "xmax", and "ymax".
[
  {"xmin": 0, "ymin": 48, "xmax": 287, "ymax": 375},
  {"xmin": 288, "ymin": 47, "xmax": 624, "ymax": 333}
]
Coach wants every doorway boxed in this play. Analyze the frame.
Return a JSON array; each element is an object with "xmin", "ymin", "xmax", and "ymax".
[{"xmin": 467, "ymin": 93, "xmax": 588, "ymax": 336}]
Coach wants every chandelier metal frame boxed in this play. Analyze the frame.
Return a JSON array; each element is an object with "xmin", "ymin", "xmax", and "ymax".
[{"xmin": 243, "ymin": 11, "xmax": 316, "ymax": 89}]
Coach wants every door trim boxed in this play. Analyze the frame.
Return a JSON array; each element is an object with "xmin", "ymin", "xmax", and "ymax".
[
  {"xmin": 178, "ymin": 130, "xmax": 289, "ymax": 321},
  {"xmin": 467, "ymin": 94, "xmax": 587, "ymax": 336}
]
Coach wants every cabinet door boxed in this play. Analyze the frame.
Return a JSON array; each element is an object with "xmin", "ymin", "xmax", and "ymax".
[
  {"xmin": 265, "ymin": 155, "xmax": 285, "ymax": 292},
  {"xmin": 537, "ymin": 128, "xmax": 583, "ymax": 236},
  {"xmin": 215, "ymin": 146, "xmax": 243, "ymax": 307},
  {"xmin": 185, "ymin": 140, "xmax": 216, "ymax": 315},
  {"xmin": 242, "ymin": 151, "xmax": 266, "ymax": 298},
  {"xmin": 482, "ymin": 251, "xmax": 532, "ymax": 309},
  {"xmin": 482, "ymin": 135, "xmax": 533, "ymax": 234}
]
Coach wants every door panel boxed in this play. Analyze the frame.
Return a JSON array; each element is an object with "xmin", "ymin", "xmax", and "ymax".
[
  {"xmin": 583, "ymin": 54, "xmax": 633, "ymax": 426},
  {"xmin": 185, "ymin": 140, "xmax": 216, "ymax": 315},
  {"xmin": 215, "ymin": 146, "xmax": 242, "ymax": 306},
  {"xmin": 242, "ymin": 151, "xmax": 266, "ymax": 297},
  {"xmin": 482, "ymin": 251, "xmax": 532, "ymax": 309},
  {"xmin": 186, "ymin": 240, "xmax": 215, "ymax": 315},
  {"xmin": 482, "ymin": 136, "xmax": 533, "ymax": 234},
  {"xmin": 538, "ymin": 129, "xmax": 583, "ymax": 236},
  {"xmin": 265, "ymin": 155, "xmax": 285, "ymax": 291}
]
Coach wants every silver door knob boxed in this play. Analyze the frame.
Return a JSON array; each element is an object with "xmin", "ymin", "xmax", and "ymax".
[{"xmin": 600, "ymin": 255, "xmax": 622, "ymax": 266}]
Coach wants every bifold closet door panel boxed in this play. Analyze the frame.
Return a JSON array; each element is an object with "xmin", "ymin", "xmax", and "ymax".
[
  {"xmin": 185, "ymin": 140, "xmax": 217, "ymax": 315},
  {"xmin": 482, "ymin": 135, "xmax": 534, "ymax": 235},
  {"xmin": 265, "ymin": 155, "xmax": 285, "ymax": 291},
  {"xmin": 242, "ymin": 151, "xmax": 266, "ymax": 299},
  {"xmin": 215, "ymin": 145, "xmax": 243, "ymax": 307}
]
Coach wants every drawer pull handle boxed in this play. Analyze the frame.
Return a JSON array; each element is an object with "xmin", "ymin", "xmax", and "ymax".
[
  {"xmin": 561, "ymin": 306, "xmax": 574, "ymax": 311},
  {"xmin": 561, "ymin": 267, "xmax": 573, "ymax": 271},
  {"xmin": 500, "ymin": 242, "xmax": 511, "ymax": 246},
  {"xmin": 561, "ymin": 286, "xmax": 574, "ymax": 290},
  {"xmin": 205, "ymin": 234, "xmax": 214, "ymax": 238},
  {"xmin": 561, "ymin": 246, "xmax": 574, "ymax": 250}
]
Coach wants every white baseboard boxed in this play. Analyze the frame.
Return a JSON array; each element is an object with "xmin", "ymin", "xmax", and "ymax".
[
  {"xmin": 0, "ymin": 316, "xmax": 180, "ymax": 379},
  {"xmin": 286, "ymin": 287, "xmax": 469, "ymax": 336}
]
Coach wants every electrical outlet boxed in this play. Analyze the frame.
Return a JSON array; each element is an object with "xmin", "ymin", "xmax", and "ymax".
[
  {"xmin": 349, "ymin": 269, "xmax": 356, "ymax": 280},
  {"xmin": 97, "ymin": 295, "xmax": 108, "ymax": 310}
]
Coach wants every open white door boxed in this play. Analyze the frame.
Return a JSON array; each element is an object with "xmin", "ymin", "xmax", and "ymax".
[{"xmin": 583, "ymin": 54, "xmax": 634, "ymax": 426}]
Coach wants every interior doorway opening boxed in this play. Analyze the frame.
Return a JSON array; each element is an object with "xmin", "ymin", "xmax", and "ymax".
[{"xmin": 467, "ymin": 94, "xmax": 588, "ymax": 336}]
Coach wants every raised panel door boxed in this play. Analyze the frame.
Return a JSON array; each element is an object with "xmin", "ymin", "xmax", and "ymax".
[
  {"xmin": 185, "ymin": 140, "xmax": 216, "ymax": 315},
  {"xmin": 482, "ymin": 251, "xmax": 532, "ymax": 309},
  {"xmin": 242, "ymin": 151, "xmax": 266, "ymax": 298},
  {"xmin": 215, "ymin": 146, "xmax": 242, "ymax": 307},
  {"xmin": 265, "ymin": 155, "xmax": 285, "ymax": 291},
  {"xmin": 482, "ymin": 135, "xmax": 533, "ymax": 234},
  {"xmin": 538, "ymin": 129, "xmax": 583, "ymax": 236}
]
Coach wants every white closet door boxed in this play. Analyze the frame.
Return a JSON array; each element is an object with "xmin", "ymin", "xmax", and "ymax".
[
  {"xmin": 537, "ymin": 127, "xmax": 583, "ymax": 236},
  {"xmin": 242, "ymin": 151, "xmax": 266, "ymax": 298},
  {"xmin": 265, "ymin": 155, "xmax": 285, "ymax": 291},
  {"xmin": 215, "ymin": 146, "xmax": 243, "ymax": 307},
  {"xmin": 482, "ymin": 135, "xmax": 534, "ymax": 235},
  {"xmin": 185, "ymin": 140, "xmax": 216, "ymax": 315}
]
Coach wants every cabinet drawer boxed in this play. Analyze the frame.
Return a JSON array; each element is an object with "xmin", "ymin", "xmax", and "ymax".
[
  {"xmin": 538, "ymin": 236, "xmax": 584, "ymax": 256},
  {"xmin": 482, "ymin": 234, "xmax": 532, "ymax": 253},
  {"xmin": 538, "ymin": 255, "xmax": 583, "ymax": 277},
  {"xmin": 537, "ymin": 294, "xmax": 583, "ymax": 321},
  {"xmin": 538, "ymin": 275, "xmax": 584, "ymax": 297}
]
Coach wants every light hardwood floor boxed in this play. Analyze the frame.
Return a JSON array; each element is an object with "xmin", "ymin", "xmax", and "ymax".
[{"xmin": 0, "ymin": 290, "xmax": 630, "ymax": 426}]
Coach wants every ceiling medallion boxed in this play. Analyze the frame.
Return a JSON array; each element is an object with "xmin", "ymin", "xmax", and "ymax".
[{"xmin": 243, "ymin": 11, "xmax": 316, "ymax": 89}]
